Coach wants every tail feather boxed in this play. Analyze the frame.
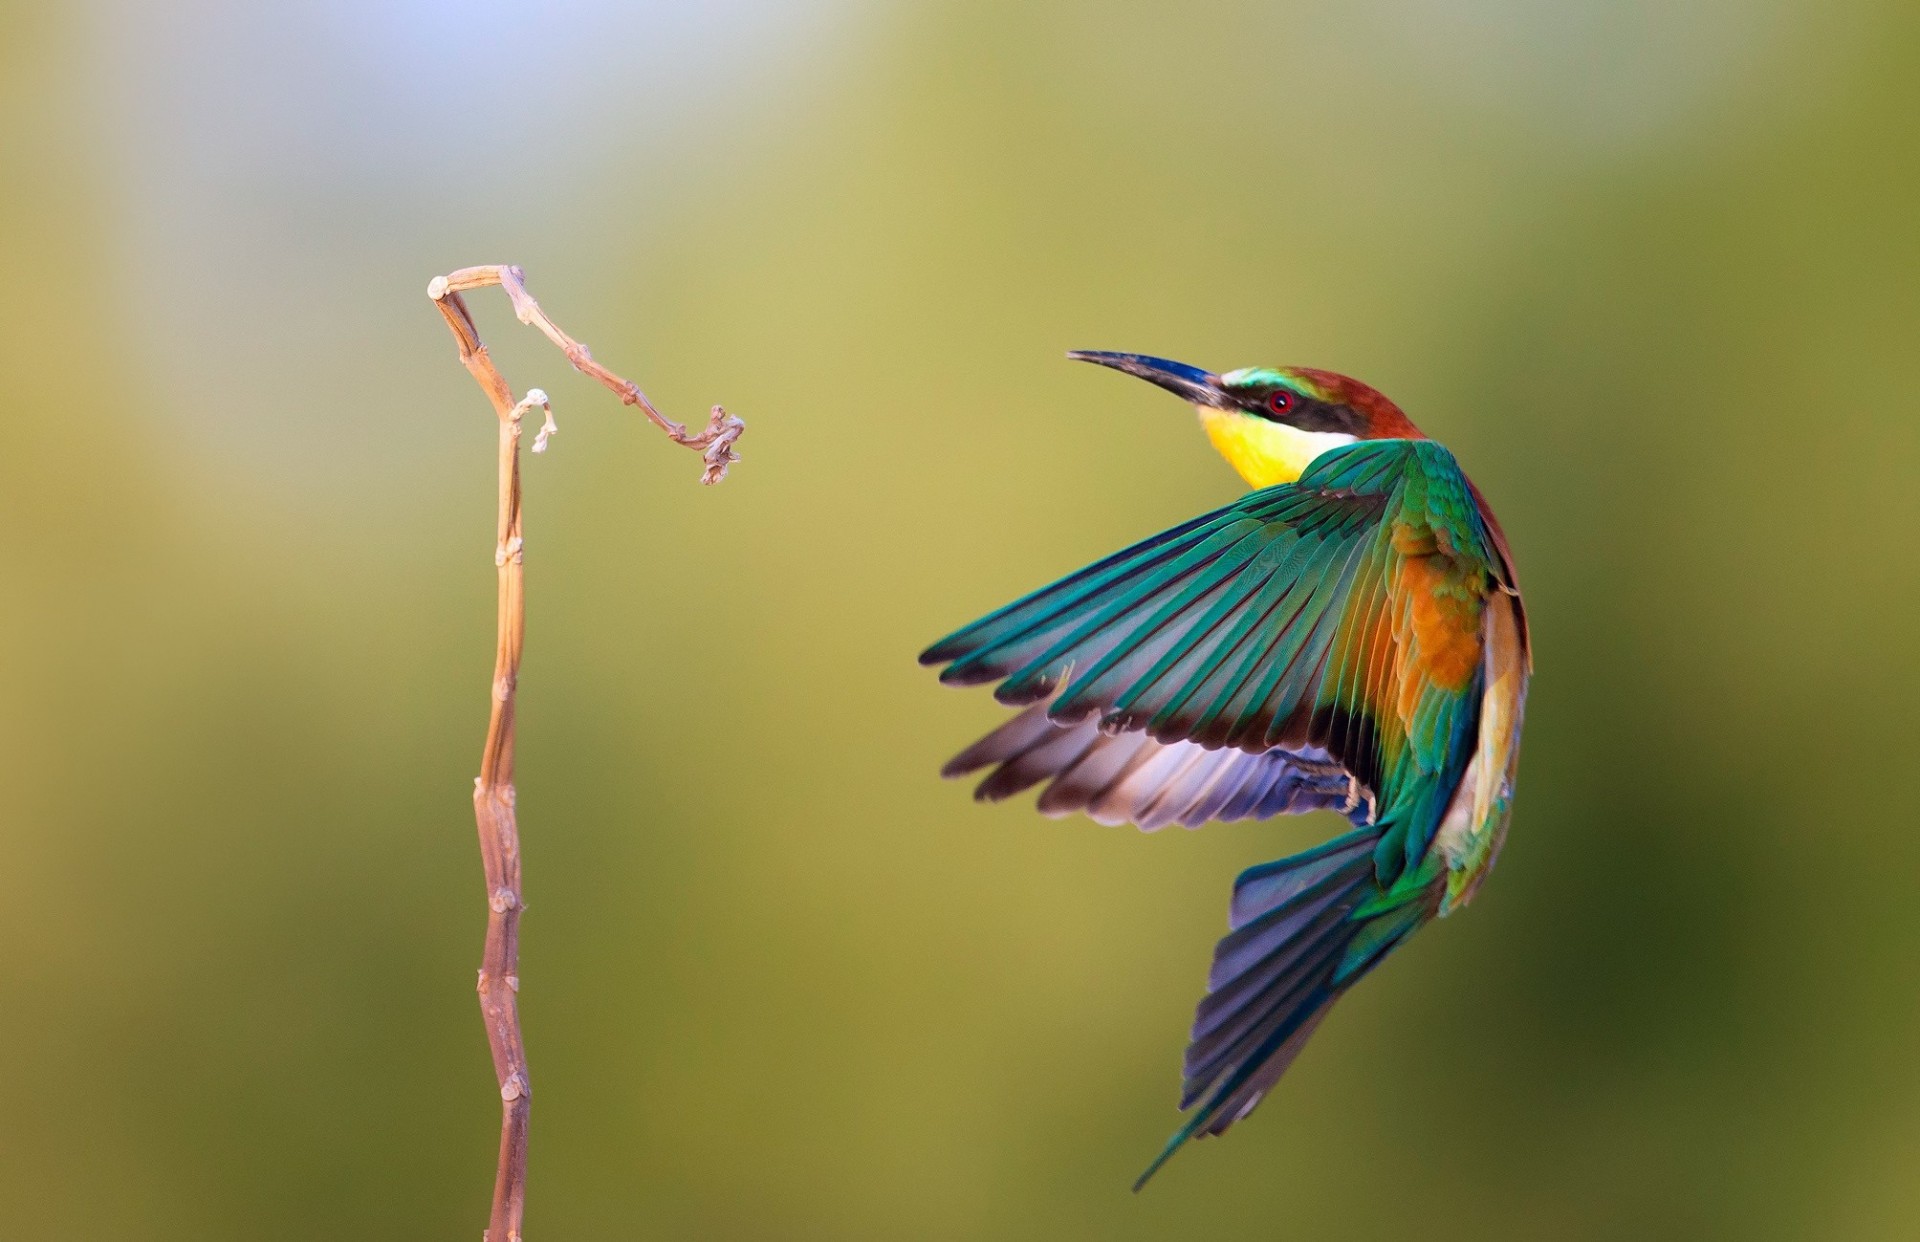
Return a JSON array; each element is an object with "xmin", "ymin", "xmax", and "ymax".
[
  {"xmin": 1136, "ymin": 825, "xmax": 1436, "ymax": 1190},
  {"xmin": 1134, "ymin": 988, "xmax": 1336, "ymax": 1192},
  {"xmin": 1194, "ymin": 899, "xmax": 1350, "ymax": 1041},
  {"xmin": 1203, "ymin": 1005, "xmax": 1333, "ymax": 1135},
  {"xmin": 1209, "ymin": 841, "xmax": 1376, "ymax": 986},
  {"xmin": 1183, "ymin": 923, "xmax": 1347, "ymax": 1099},
  {"xmin": 1336, "ymin": 890, "xmax": 1430, "ymax": 985}
]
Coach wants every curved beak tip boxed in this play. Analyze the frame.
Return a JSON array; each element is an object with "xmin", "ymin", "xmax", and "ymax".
[{"xmin": 1066, "ymin": 350, "xmax": 1225, "ymax": 406}]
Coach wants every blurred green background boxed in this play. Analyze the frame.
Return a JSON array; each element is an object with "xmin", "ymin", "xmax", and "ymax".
[{"xmin": 3, "ymin": 1, "xmax": 1918, "ymax": 1237}]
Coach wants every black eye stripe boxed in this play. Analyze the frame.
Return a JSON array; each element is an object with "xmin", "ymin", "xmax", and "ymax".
[{"xmin": 1245, "ymin": 392, "xmax": 1362, "ymax": 435}]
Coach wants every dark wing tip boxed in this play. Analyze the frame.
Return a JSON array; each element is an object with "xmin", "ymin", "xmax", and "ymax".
[
  {"xmin": 992, "ymin": 678, "xmax": 1057, "ymax": 705},
  {"xmin": 920, "ymin": 637, "xmax": 967, "ymax": 666},
  {"xmin": 937, "ymin": 755, "xmax": 977, "ymax": 780}
]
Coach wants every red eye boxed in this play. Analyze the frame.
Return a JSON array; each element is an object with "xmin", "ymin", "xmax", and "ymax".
[{"xmin": 1266, "ymin": 390, "xmax": 1294, "ymax": 416}]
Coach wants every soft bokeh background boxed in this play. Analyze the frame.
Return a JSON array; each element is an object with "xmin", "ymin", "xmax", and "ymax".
[{"xmin": 3, "ymin": 1, "xmax": 1917, "ymax": 1237}]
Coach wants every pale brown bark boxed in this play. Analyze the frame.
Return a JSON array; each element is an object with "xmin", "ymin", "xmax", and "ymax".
[{"xmin": 428, "ymin": 265, "xmax": 741, "ymax": 1241}]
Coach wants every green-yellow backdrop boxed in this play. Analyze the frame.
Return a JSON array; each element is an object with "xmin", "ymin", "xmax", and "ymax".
[{"xmin": 3, "ymin": 1, "xmax": 1917, "ymax": 1237}]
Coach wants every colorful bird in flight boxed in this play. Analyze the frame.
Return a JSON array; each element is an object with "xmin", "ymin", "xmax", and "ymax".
[{"xmin": 920, "ymin": 352, "xmax": 1531, "ymax": 1188}]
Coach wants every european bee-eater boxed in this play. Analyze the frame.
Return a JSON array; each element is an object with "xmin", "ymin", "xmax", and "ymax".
[{"xmin": 920, "ymin": 352, "xmax": 1531, "ymax": 1188}]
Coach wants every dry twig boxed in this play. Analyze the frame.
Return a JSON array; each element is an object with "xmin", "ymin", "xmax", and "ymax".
[{"xmin": 428, "ymin": 264, "xmax": 742, "ymax": 1241}]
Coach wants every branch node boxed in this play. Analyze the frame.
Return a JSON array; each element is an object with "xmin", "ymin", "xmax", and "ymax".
[{"xmin": 510, "ymin": 389, "xmax": 549, "ymax": 424}]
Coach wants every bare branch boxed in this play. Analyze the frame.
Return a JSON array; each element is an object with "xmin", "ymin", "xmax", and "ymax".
[
  {"xmin": 429, "ymin": 265, "xmax": 744, "ymax": 483},
  {"xmin": 427, "ymin": 265, "xmax": 740, "ymax": 1242}
]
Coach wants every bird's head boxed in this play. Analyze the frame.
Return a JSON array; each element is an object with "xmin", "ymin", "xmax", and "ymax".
[{"xmin": 1068, "ymin": 351, "xmax": 1424, "ymax": 489}]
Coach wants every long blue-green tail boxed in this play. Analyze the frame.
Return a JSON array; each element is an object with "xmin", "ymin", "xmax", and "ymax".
[{"xmin": 1133, "ymin": 826, "xmax": 1436, "ymax": 1191}]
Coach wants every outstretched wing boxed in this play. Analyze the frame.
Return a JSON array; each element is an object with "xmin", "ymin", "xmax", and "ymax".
[
  {"xmin": 921, "ymin": 438, "xmax": 1503, "ymax": 875},
  {"xmin": 942, "ymin": 702, "xmax": 1373, "ymax": 832}
]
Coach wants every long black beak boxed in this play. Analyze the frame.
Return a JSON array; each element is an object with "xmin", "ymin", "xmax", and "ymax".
[{"xmin": 1067, "ymin": 351, "xmax": 1228, "ymax": 408}]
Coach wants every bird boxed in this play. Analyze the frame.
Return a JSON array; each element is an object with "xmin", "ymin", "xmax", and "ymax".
[{"xmin": 919, "ymin": 351, "xmax": 1530, "ymax": 1188}]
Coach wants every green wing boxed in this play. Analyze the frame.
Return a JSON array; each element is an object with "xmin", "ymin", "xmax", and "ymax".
[{"xmin": 922, "ymin": 438, "xmax": 1501, "ymax": 878}]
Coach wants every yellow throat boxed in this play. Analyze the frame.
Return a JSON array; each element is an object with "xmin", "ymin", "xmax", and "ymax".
[{"xmin": 1198, "ymin": 408, "xmax": 1357, "ymax": 488}]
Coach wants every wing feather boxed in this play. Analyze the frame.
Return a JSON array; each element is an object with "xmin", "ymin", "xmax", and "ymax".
[
  {"xmin": 944, "ymin": 702, "xmax": 1367, "ymax": 831},
  {"xmin": 923, "ymin": 440, "xmax": 1502, "ymax": 840}
]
